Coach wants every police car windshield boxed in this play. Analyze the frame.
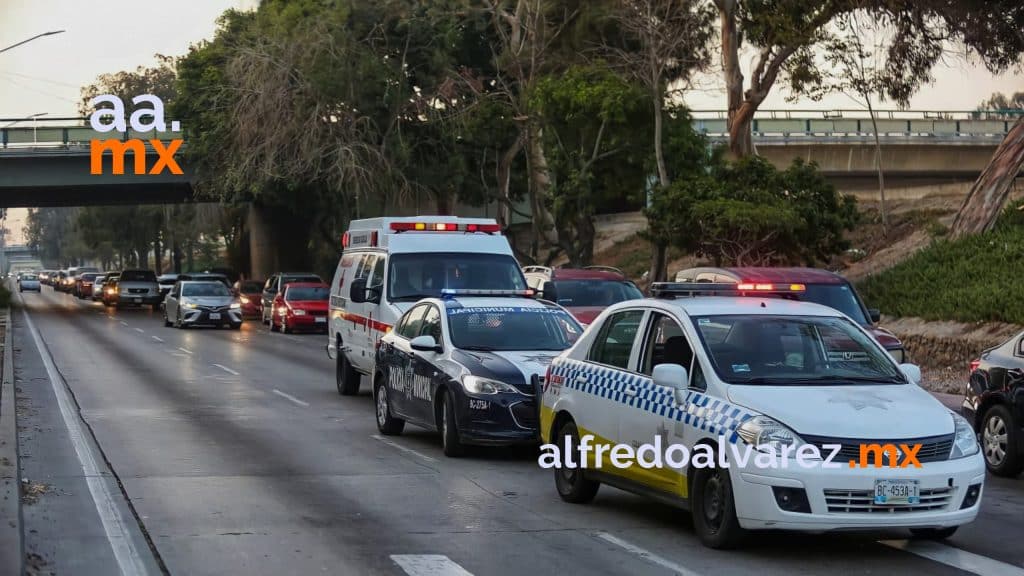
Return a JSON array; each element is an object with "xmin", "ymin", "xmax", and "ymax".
[
  {"xmin": 447, "ymin": 306, "xmax": 581, "ymax": 351},
  {"xmin": 691, "ymin": 315, "xmax": 903, "ymax": 385},
  {"xmin": 388, "ymin": 253, "xmax": 526, "ymax": 301},
  {"xmin": 552, "ymin": 280, "xmax": 643, "ymax": 307}
]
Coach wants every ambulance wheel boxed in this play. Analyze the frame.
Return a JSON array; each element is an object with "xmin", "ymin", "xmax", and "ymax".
[
  {"xmin": 336, "ymin": 352, "xmax": 360, "ymax": 396},
  {"xmin": 374, "ymin": 377, "xmax": 404, "ymax": 435},
  {"xmin": 440, "ymin": 391, "xmax": 465, "ymax": 457},
  {"xmin": 691, "ymin": 453, "xmax": 745, "ymax": 549},
  {"xmin": 910, "ymin": 527, "xmax": 958, "ymax": 540},
  {"xmin": 554, "ymin": 419, "xmax": 600, "ymax": 503}
]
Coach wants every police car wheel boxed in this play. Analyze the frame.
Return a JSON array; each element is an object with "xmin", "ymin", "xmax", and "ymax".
[
  {"xmin": 554, "ymin": 420, "xmax": 600, "ymax": 503},
  {"xmin": 336, "ymin": 353, "xmax": 360, "ymax": 396},
  {"xmin": 910, "ymin": 527, "xmax": 958, "ymax": 540},
  {"xmin": 441, "ymin": 392, "xmax": 465, "ymax": 457},
  {"xmin": 374, "ymin": 379, "xmax": 404, "ymax": 435},
  {"xmin": 691, "ymin": 456, "xmax": 745, "ymax": 549}
]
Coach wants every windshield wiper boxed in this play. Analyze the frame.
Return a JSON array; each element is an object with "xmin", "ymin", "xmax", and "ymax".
[
  {"xmin": 784, "ymin": 375, "xmax": 905, "ymax": 384},
  {"xmin": 390, "ymin": 293, "xmax": 435, "ymax": 302},
  {"xmin": 460, "ymin": 345, "xmax": 497, "ymax": 352}
]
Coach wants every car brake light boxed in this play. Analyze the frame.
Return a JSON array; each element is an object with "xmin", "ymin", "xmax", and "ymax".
[{"xmin": 969, "ymin": 359, "xmax": 981, "ymax": 373}]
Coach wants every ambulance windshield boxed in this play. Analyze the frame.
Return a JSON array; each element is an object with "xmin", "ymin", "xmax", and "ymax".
[{"xmin": 387, "ymin": 253, "xmax": 527, "ymax": 301}]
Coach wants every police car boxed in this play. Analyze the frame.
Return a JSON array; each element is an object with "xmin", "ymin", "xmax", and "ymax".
[
  {"xmin": 540, "ymin": 283, "xmax": 985, "ymax": 549},
  {"xmin": 374, "ymin": 290, "xmax": 582, "ymax": 456}
]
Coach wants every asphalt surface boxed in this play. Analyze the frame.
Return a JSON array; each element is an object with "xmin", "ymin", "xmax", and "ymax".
[{"xmin": 11, "ymin": 286, "xmax": 1024, "ymax": 576}]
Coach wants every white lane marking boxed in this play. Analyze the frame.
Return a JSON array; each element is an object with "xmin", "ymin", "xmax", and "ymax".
[
  {"xmin": 272, "ymin": 389, "xmax": 309, "ymax": 407},
  {"xmin": 151, "ymin": 336, "xmax": 164, "ymax": 343},
  {"xmin": 21, "ymin": 309, "xmax": 153, "ymax": 576},
  {"xmin": 391, "ymin": 555, "xmax": 473, "ymax": 576},
  {"xmin": 879, "ymin": 540, "xmax": 1024, "ymax": 576},
  {"xmin": 596, "ymin": 532, "xmax": 703, "ymax": 576},
  {"xmin": 134, "ymin": 328, "xmax": 144, "ymax": 334},
  {"xmin": 177, "ymin": 347, "xmax": 192, "ymax": 355},
  {"xmin": 212, "ymin": 363, "xmax": 239, "ymax": 376},
  {"xmin": 372, "ymin": 435, "xmax": 438, "ymax": 464},
  {"xmin": 119, "ymin": 321, "xmax": 129, "ymax": 327}
]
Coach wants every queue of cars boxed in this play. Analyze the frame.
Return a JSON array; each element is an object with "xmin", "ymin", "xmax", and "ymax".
[{"xmin": 21, "ymin": 214, "xmax": 1003, "ymax": 548}]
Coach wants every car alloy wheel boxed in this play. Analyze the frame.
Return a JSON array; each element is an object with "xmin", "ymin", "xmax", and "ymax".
[
  {"xmin": 702, "ymin": 470, "xmax": 726, "ymax": 532},
  {"xmin": 984, "ymin": 413, "xmax": 1008, "ymax": 467}
]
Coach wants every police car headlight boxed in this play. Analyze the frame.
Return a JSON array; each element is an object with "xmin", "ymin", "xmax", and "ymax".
[
  {"xmin": 737, "ymin": 415, "xmax": 807, "ymax": 455},
  {"xmin": 950, "ymin": 412, "xmax": 979, "ymax": 459},
  {"xmin": 462, "ymin": 375, "xmax": 520, "ymax": 395}
]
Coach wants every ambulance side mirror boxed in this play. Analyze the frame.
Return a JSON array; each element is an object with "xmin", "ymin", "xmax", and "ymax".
[{"xmin": 349, "ymin": 278, "xmax": 378, "ymax": 304}]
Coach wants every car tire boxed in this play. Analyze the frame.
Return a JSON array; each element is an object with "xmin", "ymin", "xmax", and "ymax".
[
  {"xmin": 269, "ymin": 316, "xmax": 279, "ymax": 332},
  {"xmin": 175, "ymin": 310, "xmax": 186, "ymax": 329},
  {"xmin": 691, "ymin": 450, "xmax": 745, "ymax": 549},
  {"xmin": 553, "ymin": 419, "xmax": 600, "ymax": 503},
  {"xmin": 910, "ymin": 527, "xmax": 958, "ymax": 539},
  {"xmin": 281, "ymin": 318, "xmax": 290, "ymax": 334},
  {"xmin": 440, "ymin": 391, "xmax": 465, "ymax": 457},
  {"xmin": 982, "ymin": 405, "xmax": 1022, "ymax": 477},
  {"xmin": 151, "ymin": 303, "xmax": 160, "ymax": 311},
  {"xmin": 163, "ymin": 312, "xmax": 172, "ymax": 327},
  {"xmin": 374, "ymin": 378, "xmax": 405, "ymax": 435},
  {"xmin": 336, "ymin": 353, "xmax": 360, "ymax": 396}
]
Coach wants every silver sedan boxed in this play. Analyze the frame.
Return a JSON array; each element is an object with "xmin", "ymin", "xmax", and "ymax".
[{"xmin": 163, "ymin": 281, "xmax": 243, "ymax": 329}]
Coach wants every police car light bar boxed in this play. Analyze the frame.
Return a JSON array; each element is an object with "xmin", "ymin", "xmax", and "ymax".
[
  {"xmin": 390, "ymin": 222, "xmax": 501, "ymax": 233},
  {"xmin": 440, "ymin": 288, "xmax": 535, "ymax": 299},
  {"xmin": 650, "ymin": 282, "xmax": 806, "ymax": 298}
]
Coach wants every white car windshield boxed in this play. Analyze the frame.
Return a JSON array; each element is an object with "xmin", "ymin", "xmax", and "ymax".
[
  {"xmin": 182, "ymin": 283, "xmax": 230, "ymax": 297},
  {"xmin": 446, "ymin": 306, "xmax": 581, "ymax": 351},
  {"xmin": 691, "ymin": 314, "xmax": 904, "ymax": 385}
]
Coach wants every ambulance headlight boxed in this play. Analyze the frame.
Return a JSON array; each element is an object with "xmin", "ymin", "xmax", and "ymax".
[
  {"xmin": 950, "ymin": 412, "xmax": 979, "ymax": 459},
  {"xmin": 462, "ymin": 375, "xmax": 521, "ymax": 395},
  {"xmin": 737, "ymin": 415, "xmax": 807, "ymax": 455}
]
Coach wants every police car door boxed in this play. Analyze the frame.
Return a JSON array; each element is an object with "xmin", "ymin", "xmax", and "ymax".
[
  {"xmin": 407, "ymin": 304, "xmax": 445, "ymax": 425},
  {"xmin": 622, "ymin": 311, "xmax": 697, "ymax": 496},
  {"xmin": 387, "ymin": 304, "xmax": 429, "ymax": 422}
]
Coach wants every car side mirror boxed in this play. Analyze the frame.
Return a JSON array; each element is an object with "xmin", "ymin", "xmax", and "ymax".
[
  {"xmin": 899, "ymin": 363, "xmax": 921, "ymax": 386},
  {"xmin": 653, "ymin": 363, "xmax": 688, "ymax": 389},
  {"xmin": 349, "ymin": 278, "xmax": 368, "ymax": 303},
  {"xmin": 868, "ymin": 308, "xmax": 881, "ymax": 323},
  {"xmin": 365, "ymin": 286, "xmax": 381, "ymax": 305},
  {"xmin": 541, "ymin": 281, "xmax": 558, "ymax": 302},
  {"xmin": 410, "ymin": 335, "xmax": 442, "ymax": 353}
]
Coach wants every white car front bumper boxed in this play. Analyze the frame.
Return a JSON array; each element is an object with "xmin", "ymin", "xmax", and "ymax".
[{"xmin": 730, "ymin": 452, "xmax": 985, "ymax": 531}]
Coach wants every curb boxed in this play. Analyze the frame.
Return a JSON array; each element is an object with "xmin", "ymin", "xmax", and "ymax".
[{"xmin": 0, "ymin": 304, "xmax": 23, "ymax": 576}]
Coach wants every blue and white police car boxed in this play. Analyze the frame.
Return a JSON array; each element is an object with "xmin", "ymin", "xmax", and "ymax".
[
  {"xmin": 374, "ymin": 289, "xmax": 583, "ymax": 456},
  {"xmin": 540, "ymin": 283, "xmax": 985, "ymax": 549}
]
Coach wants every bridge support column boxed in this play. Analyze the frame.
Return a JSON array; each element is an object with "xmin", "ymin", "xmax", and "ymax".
[{"xmin": 248, "ymin": 202, "xmax": 276, "ymax": 280}]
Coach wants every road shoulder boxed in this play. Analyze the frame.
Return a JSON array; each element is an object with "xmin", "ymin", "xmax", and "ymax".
[{"xmin": 0, "ymin": 305, "xmax": 24, "ymax": 576}]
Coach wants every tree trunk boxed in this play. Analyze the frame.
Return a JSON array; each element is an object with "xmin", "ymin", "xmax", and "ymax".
[
  {"xmin": 951, "ymin": 117, "xmax": 1024, "ymax": 237},
  {"xmin": 172, "ymin": 240, "xmax": 182, "ymax": 273},
  {"xmin": 718, "ymin": 1, "xmax": 754, "ymax": 158},
  {"xmin": 648, "ymin": 93, "xmax": 671, "ymax": 283},
  {"xmin": 867, "ymin": 100, "xmax": 888, "ymax": 235},
  {"xmin": 153, "ymin": 231, "xmax": 163, "ymax": 275},
  {"xmin": 495, "ymin": 135, "xmax": 523, "ymax": 231},
  {"xmin": 435, "ymin": 188, "xmax": 454, "ymax": 216},
  {"xmin": 525, "ymin": 124, "xmax": 559, "ymax": 252}
]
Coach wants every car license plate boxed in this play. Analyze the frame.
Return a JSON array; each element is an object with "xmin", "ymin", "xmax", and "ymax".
[
  {"xmin": 133, "ymin": 297, "xmax": 141, "ymax": 303},
  {"xmin": 315, "ymin": 317, "xmax": 326, "ymax": 323},
  {"xmin": 209, "ymin": 313, "xmax": 221, "ymax": 320},
  {"xmin": 874, "ymin": 479, "xmax": 919, "ymax": 505}
]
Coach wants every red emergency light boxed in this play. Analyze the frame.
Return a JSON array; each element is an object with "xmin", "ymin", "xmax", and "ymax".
[{"xmin": 389, "ymin": 222, "xmax": 501, "ymax": 233}]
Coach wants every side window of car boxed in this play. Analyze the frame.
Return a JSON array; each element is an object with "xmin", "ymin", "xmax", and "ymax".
[
  {"xmin": 398, "ymin": 305, "xmax": 428, "ymax": 339},
  {"xmin": 419, "ymin": 306, "xmax": 442, "ymax": 343},
  {"xmin": 589, "ymin": 310, "xmax": 644, "ymax": 370},
  {"xmin": 640, "ymin": 313, "xmax": 693, "ymax": 376}
]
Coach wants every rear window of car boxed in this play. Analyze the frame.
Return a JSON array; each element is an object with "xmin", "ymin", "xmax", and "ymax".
[
  {"xmin": 22, "ymin": 274, "xmax": 37, "ymax": 280},
  {"xmin": 120, "ymin": 270, "xmax": 157, "ymax": 282},
  {"xmin": 282, "ymin": 275, "xmax": 322, "ymax": 286},
  {"xmin": 240, "ymin": 281, "xmax": 263, "ymax": 292},
  {"xmin": 80, "ymin": 273, "xmax": 100, "ymax": 281},
  {"xmin": 286, "ymin": 286, "xmax": 329, "ymax": 301}
]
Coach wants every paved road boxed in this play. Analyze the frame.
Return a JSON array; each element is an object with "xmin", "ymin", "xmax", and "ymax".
[{"xmin": 12, "ymin": 286, "xmax": 1024, "ymax": 576}]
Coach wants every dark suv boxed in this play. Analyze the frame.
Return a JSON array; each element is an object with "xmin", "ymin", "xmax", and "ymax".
[{"xmin": 674, "ymin": 267, "xmax": 906, "ymax": 362}]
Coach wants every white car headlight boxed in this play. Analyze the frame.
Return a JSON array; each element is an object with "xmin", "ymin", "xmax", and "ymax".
[
  {"xmin": 737, "ymin": 415, "xmax": 808, "ymax": 455},
  {"xmin": 230, "ymin": 302, "xmax": 241, "ymax": 310},
  {"xmin": 950, "ymin": 412, "xmax": 980, "ymax": 459},
  {"xmin": 185, "ymin": 302, "xmax": 198, "ymax": 309},
  {"xmin": 462, "ymin": 375, "xmax": 521, "ymax": 395}
]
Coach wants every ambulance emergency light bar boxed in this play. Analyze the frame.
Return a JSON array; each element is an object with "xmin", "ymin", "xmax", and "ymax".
[
  {"xmin": 389, "ymin": 222, "xmax": 501, "ymax": 233},
  {"xmin": 650, "ymin": 282, "xmax": 806, "ymax": 299},
  {"xmin": 440, "ymin": 289, "xmax": 535, "ymax": 299}
]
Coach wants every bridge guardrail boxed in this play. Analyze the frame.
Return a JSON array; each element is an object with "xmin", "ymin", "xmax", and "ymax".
[{"xmin": 0, "ymin": 117, "xmax": 182, "ymax": 150}]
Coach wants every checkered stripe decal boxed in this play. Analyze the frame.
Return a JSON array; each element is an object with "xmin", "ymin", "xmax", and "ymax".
[{"xmin": 551, "ymin": 359, "xmax": 753, "ymax": 443}]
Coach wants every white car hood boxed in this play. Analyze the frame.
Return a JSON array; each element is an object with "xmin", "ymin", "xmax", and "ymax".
[{"xmin": 727, "ymin": 384, "xmax": 954, "ymax": 438}]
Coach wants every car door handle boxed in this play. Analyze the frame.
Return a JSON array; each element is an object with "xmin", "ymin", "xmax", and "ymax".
[{"xmin": 623, "ymin": 386, "xmax": 638, "ymax": 397}]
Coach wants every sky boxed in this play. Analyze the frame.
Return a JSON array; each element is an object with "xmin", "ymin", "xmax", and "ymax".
[{"xmin": 0, "ymin": 0, "xmax": 1021, "ymax": 242}]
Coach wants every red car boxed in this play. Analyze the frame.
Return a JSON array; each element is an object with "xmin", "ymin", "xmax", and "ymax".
[
  {"xmin": 270, "ymin": 282, "xmax": 329, "ymax": 333},
  {"xmin": 674, "ymin": 267, "xmax": 906, "ymax": 362},
  {"xmin": 523, "ymin": 266, "xmax": 644, "ymax": 326},
  {"xmin": 235, "ymin": 280, "xmax": 264, "ymax": 318}
]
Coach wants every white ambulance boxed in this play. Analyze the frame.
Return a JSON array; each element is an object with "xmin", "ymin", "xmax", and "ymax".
[{"xmin": 328, "ymin": 216, "xmax": 529, "ymax": 396}]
